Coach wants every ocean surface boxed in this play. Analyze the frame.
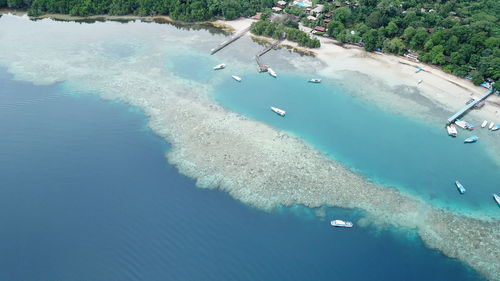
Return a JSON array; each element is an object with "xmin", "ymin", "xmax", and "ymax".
[
  {"xmin": 213, "ymin": 73, "xmax": 500, "ymax": 217},
  {"xmin": 0, "ymin": 66, "xmax": 487, "ymax": 281}
]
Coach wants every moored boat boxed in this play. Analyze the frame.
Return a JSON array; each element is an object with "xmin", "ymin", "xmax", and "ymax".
[
  {"xmin": 481, "ymin": 120, "xmax": 488, "ymax": 128},
  {"xmin": 464, "ymin": 136, "xmax": 479, "ymax": 143},
  {"xmin": 493, "ymin": 194, "xmax": 500, "ymax": 206},
  {"xmin": 455, "ymin": 181, "xmax": 466, "ymax": 194},
  {"xmin": 455, "ymin": 119, "xmax": 473, "ymax": 130},
  {"xmin": 489, "ymin": 122, "xmax": 495, "ymax": 130},
  {"xmin": 270, "ymin": 106, "xmax": 286, "ymax": 116},
  {"xmin": 268, "ymin": 68, "xmax": 277, "ymax": 78},
  {"xmin": 213, "ymin": 63, "xmax": 225, "ymax": 70},
  {"xmin": 446, "ymin": 124, "xmax": 457, "ymax": 137},
  {"xmin": 232, "ymin": 75, "xmax": 242, "ymax": 82},
  {"xmin": 308, "ymin": 78, "xmax": 321, "ymax": 83},
  {"xmin": 330, "ymin": 220, "xmax": 353, "ymax": 228}
]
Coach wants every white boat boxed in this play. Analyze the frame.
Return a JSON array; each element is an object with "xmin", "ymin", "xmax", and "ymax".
[
  {"xmin": 489, "ymin": 122, "xmax": 495, "ymax": 130},
  {"xmin": 268, "ymin": 68, "xmax": 277, "ymax": 78},
  {"xmin": 481, "ymin": 120, "xmax": 488, "ymax": 128},
  {"xmin": 446, "ymin": 124, "xmax": 457, "ymax": 137},
  {"xmin": 493, "ymin": 194, "xmax": 500, "ymax": 206},
  {"xmin": 308, "ymin": 78, "xmax": 321, "ymax": 83},
  {"xmin": 330, "ymin": 220, "xmax": 353, "ymax": 228},
  {"xmin": 213, "ymin": 63, "xmax": 225, "ymax": 70},
  {"xmin": 270, "ymin": 106, "xmax": 286, "ymax": 116},
  {"xmin": 232, "ymin": 75, "xmax": 242, "ymax": 82}
]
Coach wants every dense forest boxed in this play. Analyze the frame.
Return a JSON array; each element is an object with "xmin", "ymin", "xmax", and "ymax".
[
  {"xmin": 251, "ymin": 20, "xmax": 321, "ymax": 48},
  {"xmin": 289, "ymin": 0, "xmax": 498, "ymax": 86},
  {"xmin": 1, "ymin": 0, "xmax": 498, "ymax": 87},
  {"xmin": 0, "ymin": 0, "xmax": 274, "ymax": 21}
]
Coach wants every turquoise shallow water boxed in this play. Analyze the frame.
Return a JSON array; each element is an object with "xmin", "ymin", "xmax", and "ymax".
[{"xmin": 213, "ymin": 72, "xmax": 500, "ymax": 217}]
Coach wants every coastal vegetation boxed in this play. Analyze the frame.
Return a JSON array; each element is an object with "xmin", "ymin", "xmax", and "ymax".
[
  {"xmin": 0, "ymin": 0, "xmax": 498, "ymax": 87},
  {"xmin": 0, "ymin": 0, "xmax": 274, "ymax": 21},
  {"xmin": 286, "ymin": 0, "xmax": 499, "ymax": 87},
  {"xmin": 251, "ymin": 20, "xmax": 321, "ymax": 48}
]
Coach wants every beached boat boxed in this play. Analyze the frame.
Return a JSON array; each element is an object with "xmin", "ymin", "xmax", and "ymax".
[
  {"xmin": 270, "ymin": 106, "xmax": 286, "ymax": 116},
  {"xmin": 446, "ymin": 124, "xmax": 457, "ymax": 137},
  {"xmin": 493, "ymin": 194, "xmax": 500, "ymax": 206},
  {"xmin": 481, "ymin": 120, "xmax": 488, "ymax": 128},
  {"xmin": 455, "ymin": 181, "xmax": 466, "ymax": 194},
  {"xmin": 488, "ymin": 122, "xmax": 495, "ymax": 130},
  {"xmin": 330, "ymin": 220, "xmax": 353, "ymax": 228},
  {"xmin": 415, "ymin": 66, "xmax": 423, "ymax": 73},
  {"xmin": 464, "ymin": 136, "xmax": 479, "ymax": 143},
  {"xmin": 268, "ymin": 68, "xmax": 277, "ymax": 78},
  {"xmin": 308, "ymin": 78, "xmax": 321, "ymax": 83},
  {"xmin": 213, "ymin": 63, "xmax": 225, "ymax": 70},
  {"xmin": 232, "ymin": 75, "xmax": 242, "ymax": 82}
]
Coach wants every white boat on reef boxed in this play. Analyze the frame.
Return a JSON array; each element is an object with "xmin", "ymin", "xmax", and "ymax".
[
  {"xmin": 446, "ymin": 124, "xmax": 457, "ymax": 137},
  {"xmin": 489, "ymin": 122, "xmax": 495, "ymax": 130},
  {"xmin": 481, "ymin": 120, "xmax": 488, "ymax": 128},
  {"xmin": 268, "ymin": 68, "xmax": 277, "ymax": 78},
  {"xmin": 493, "ymin": 194, "xmax": 500, "ymax": 206},
  {"xmin": 330, "ymin": 220, "xmax": 353, "ymax": 228},
  {"xmin": 232, "ymin": 75, "xmax": 242, "ymax": 82},
  {"xmin": 213, "ymin": 63, "xmax": 225, "ymax": 70},
  {"xmin": 270, "ymin": 106, "xmax": 286, "ymax": 116},
  {"xmin": 309, "ymin": 78, "xmax": 321, "ymax": 83}
]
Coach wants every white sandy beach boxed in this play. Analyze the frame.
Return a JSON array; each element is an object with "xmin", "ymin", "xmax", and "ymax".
[{"xmin": 217, "ymin": 18, "xmax": 500, "ymax": 125}]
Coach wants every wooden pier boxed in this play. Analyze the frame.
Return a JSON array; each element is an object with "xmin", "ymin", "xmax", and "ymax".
[
  {"xmin": 210, "ymin": 26, "xmax": 251, "ymax": 55},
  {"xmin": 255, "ymin": 32, "xmax": 286, "ymax": 72},
  {"xmin": 447, "ymin": 89, "xmax": 494, "ymax": 124}
]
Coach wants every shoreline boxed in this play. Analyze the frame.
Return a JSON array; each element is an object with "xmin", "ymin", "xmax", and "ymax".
[{"xmin": 216, "ymin": 18, "xmax": 500, "ymax": 126}]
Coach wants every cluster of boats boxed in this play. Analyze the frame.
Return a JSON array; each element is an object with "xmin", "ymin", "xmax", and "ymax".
[
  {"xmin": 214, "ymin": 63, "xmax": 324, "ymax": 118},
  {"xmin": 446, "ymin": 118, "xmax": 498, "ymax": 143},
  {"xmin": 481, "ymin": 120, "xmax": 499, "ymax": 131},
  {"xmin": 454, "ymin": 181, "xmax": 500, "ymax": 207}
]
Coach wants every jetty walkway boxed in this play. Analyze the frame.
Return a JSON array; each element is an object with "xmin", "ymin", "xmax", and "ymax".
[
  {"xmin": 255, "ymin": 32, "xmax": 286, "ymax": 72},
  {"xmin": 210, "ymin": 26, "xmax": 251, "ymax": 55},
  {"xmin": 447, "ymin": 89, "xmax": 494, "ymax": 124}
]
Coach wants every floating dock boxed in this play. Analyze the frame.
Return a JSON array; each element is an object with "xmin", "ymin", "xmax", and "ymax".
[
  {"xmin": 210, "ymin": 26, "xmax": 251, "ymax": 55},
  {"xmin": 447, "ymin": 89, "xmax": 494, "ymax": 124}
]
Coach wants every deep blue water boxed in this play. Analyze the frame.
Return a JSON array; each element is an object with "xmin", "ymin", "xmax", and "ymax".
[
  {"xmin": 0, "ymin": 67, "xmax": 486, "ymax": 280},
  {"xmin": 213, "ymin": 73, "xmax": 500, "ymax": 217}
]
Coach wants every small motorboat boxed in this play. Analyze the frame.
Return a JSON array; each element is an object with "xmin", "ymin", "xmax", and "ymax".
[
  {"xmin": 331, "ymin": 220, "xmax": 353, "ymax": 228},
  {"xmin": 455, "ymin": 181, "xmax": 466, "ymax": 194},
  {"xmin": 268, "ymin": 68, "xmax": 277, "ymax": 78},
  {"xmin": 232, "ymin": 75, "xmax": 242, "ymax": 82},
  {"xmin": 270, "ymin": 106, "xmax": 286, "ymax": 116},
  {"xmin": 446, "ymin": 124, "xmax": 457, "ymax": 137},
  {"xmin": 481, "ymin": 120, "xmax": 488, "ymax": 128},
  {"xmin": 415, "ymin": 66, "xmax": 423, "ymax": 73},
  {"xmin": 493, "ymin": 194, "xmax": 500, "ymax": 206},
  {"xmin": 308, "ymin": 78, "xmax": 321, "ymax": 83},
  {"xmin": 464, "ymin": 136, "xmax": 479, "ymax": 143},
  {"xmin": 213, "ymin": 63, "xmax": 225, "ymax": 70},
  {"xmin": 489, "ymin": 122, "xmax": 495, "ymax": 130}
]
